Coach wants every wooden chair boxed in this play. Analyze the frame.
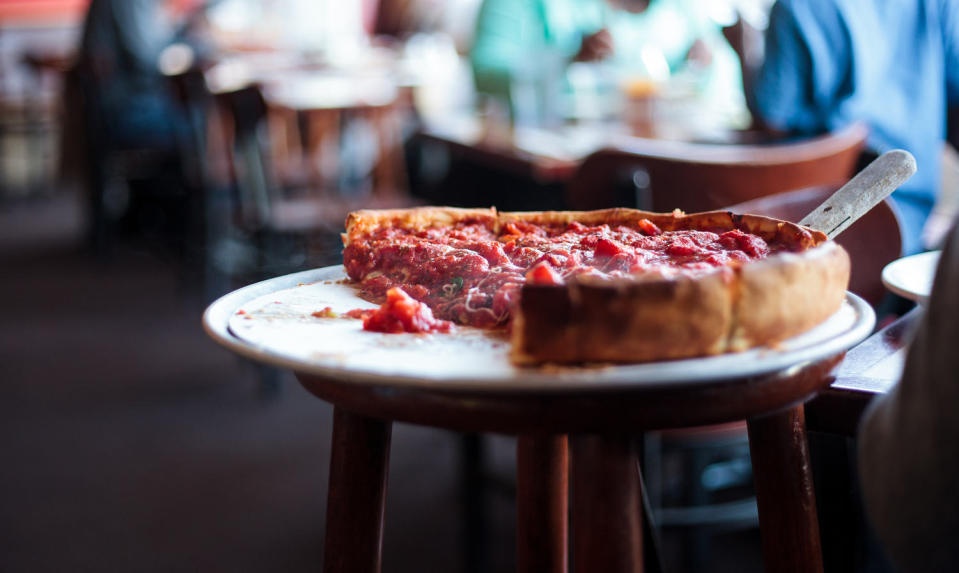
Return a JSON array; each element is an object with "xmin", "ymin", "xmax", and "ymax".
[
  {"xmin": 166, "ymin": 70, "xmax": 314, "ymax": 280},
  {"xmin": 728, "ymin": 185, "xmax": 903, "ymax": 307},
  {"xmin": 199, "ymin": 81, "xmax": 419, "ymax": 276},
  {"xmin": 68, "ymin": 64, "xmax": 187, "ymax": 257},
  {"xmin": 565, "ymin": 122, "xmax": 868, "ymax": 213}
]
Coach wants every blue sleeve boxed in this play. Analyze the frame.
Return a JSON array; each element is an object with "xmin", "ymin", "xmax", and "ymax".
[
  {"xmin": 752, "ymin": 2, "xmax": 821, "ymax": 133},
  {"xmin": 940, "ymin": 0, "xmax": 959, "ymax": 106}
]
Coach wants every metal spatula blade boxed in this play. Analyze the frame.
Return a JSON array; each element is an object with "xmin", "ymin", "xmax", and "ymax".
[{"xmin": 799, "ymin": 150, "xmax": 917, "ymax": 238}]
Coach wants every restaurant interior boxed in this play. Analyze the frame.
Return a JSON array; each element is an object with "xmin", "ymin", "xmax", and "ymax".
[{"xmin": 3, "ymin": 0, "xmax": 957, "ymax": 572}]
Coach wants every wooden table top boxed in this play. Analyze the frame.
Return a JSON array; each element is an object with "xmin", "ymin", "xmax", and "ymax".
[
  {"xmin": 805, "ymin": 306, "xmax": 918, "ymax": 435},
  {"xmin": 202, "ymin": 47, "xmax": 403, "ymax": 110}
]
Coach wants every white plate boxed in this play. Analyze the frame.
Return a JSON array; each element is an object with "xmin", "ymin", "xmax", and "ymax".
[
  {"xmin": 203, "ymin": 266, "xmax": 876, "ymax": 394},
  {"xmin": 881, "ymin": 250, "xmax": 941, "ymax": 304}
]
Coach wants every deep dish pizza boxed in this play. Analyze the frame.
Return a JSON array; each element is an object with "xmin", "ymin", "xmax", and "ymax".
[{"xmin": 341, "ymin": 207, "xmax": 850, "ymax": 364}]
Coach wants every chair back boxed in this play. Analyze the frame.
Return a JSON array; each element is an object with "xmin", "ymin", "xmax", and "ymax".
[
  {"xmin": 566, "ymin": 123, "xmax": 868, "ymax": 213},
  {"xmin": 729, "ymin": 186, "xmax": 903, "ymax": 307},
  {"xmin": 211, "ymin": 84, "xmax": 276, "ymax": 228},
  {"xmin": 166, "ymin": 67, "xmax": 215, "ymax": 188}
]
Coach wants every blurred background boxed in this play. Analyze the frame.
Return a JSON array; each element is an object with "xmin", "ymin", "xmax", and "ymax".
[{"xmin": 1, "ymin": 0, "xmax": 953, "ymax": 571}]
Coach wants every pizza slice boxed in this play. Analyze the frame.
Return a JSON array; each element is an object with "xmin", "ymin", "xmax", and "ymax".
[{"xmin": 341, "ymin": 207, "xmax": 850, "ymax": 364}]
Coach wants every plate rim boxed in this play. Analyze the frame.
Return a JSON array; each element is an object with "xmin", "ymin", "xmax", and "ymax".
[
  {"xmin": 203, "ymin": 265, "xmax": 876, "ymax": 394},
  {"xmin": 881, "ymin": 250, "xmax": 941, "ymax": 303}
]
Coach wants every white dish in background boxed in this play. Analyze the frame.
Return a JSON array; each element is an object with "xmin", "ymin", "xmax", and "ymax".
[
  {"xmin": 203, "ymin": 265, "xmax": 876, "ymax": 394},
  {"xmin": 882, "ymin": 250, "xmax": 941, "ymax": 304}
]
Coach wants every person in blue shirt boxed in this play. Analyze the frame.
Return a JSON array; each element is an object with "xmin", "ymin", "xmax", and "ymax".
[{"xmin": 726, "ymin": 0, "xmax": 959, "ymax": 255}]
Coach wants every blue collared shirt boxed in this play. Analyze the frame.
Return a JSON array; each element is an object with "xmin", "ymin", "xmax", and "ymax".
[{"xmin": 753, "ymin": 0, "xmax": 959, "ymax": 253}]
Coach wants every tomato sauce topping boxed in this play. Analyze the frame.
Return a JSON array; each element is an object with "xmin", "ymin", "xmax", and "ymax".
[
  {"xmin": 345, "ymin": 218, "xmax": 781, "ymax": 329},
  {"xmin": 361, "ymin": 287, "xmax": 454, "ymax": 333}
]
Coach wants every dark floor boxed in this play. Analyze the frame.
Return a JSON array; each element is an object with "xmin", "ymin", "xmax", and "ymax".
[{"xmin": 0, "ymin": 191, "xmax": 763, "ymax": 573}]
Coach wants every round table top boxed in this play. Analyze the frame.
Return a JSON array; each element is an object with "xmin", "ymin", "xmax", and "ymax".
[
  {"xmin": 204, "ymin": 266, "xmax": 875, "ymax": 396},
  {"xmin": 261, "ymin": 73, "xmax": 398, "ymax": 111}
]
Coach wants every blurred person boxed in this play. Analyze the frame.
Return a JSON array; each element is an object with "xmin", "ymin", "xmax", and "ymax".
[
  {"xmin": 857, "ymin": 216, "xmax": 959, "ymax": 571},
  {"xmin": 72, "ymin": 0, "xmax": 216, "ymax": 254},
  {"xmin": 469, "ymin": 0, "xmax": 743, "ymax": 123},
  {"xmin": 725, "ymin": 0, "xmax": 959, "ymax": 255},
  {"xmin": 76, "ymin": 0, "xmax": 212, "ymax": 150}
]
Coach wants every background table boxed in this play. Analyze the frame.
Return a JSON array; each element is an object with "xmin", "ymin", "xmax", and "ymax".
[{"xmin": 416, "ymin": 115, "xmax": 773, "ymax": 186}]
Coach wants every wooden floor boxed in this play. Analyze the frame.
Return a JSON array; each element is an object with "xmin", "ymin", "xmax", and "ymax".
[{"xmin": 0, "ymin": 191, "xmax": 762, "ymax": 573}]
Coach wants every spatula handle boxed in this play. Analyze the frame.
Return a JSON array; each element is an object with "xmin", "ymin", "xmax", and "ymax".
[{"xmin": 799, "ymin": 150, "xmax": 917, "ymax": 239}]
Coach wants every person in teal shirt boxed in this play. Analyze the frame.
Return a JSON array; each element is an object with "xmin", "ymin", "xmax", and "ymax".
[{"xmin": 469, "ymin": 0, "xmax": 744, "ymax": 124}]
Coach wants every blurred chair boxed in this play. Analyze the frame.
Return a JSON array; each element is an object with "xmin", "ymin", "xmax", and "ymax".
[
  {"xmin": 565, "ymin": 122, "xmax": 868, "ymax": 213},
  {"xmin": 65, "ymin": 64, "xmax": 188, "ymax": 257},
  {"xmin": 728, "ymin": 185, "xmax": 903, "ymax": 307},
  {"xmin": 205, "ymin": 81, "xmax": 338, "ymax": 275},
  {"xmin": 0, "ymin": 38, "xmax": 68, "ymax": 198},
  {"xmin": 258, "ymin": 77, "xmax": 413, "ymax": 205},
  {"xmin": 642, "ymin": 424, "xmax": 759, "ymax": 573},
  {"xmin": 8, "ymin": 48, "xmax": 71, "ymax": 196},
  {"xmin": 179, "ymin": 76, "xmax": 417, "ymax": 279},
  {"xmin": 165, "ymin": 66, "xmax": 231, "ymax": 298}
]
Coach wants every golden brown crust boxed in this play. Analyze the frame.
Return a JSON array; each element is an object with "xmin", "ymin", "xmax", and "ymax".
[
  {"xmin": 344, "ymin": 207, "xmax": 498, "ymax": 246},
  {"xmin": 511, "ymin": 270, "xmax": 734, "ymax": 364},
  {"xmin": 499, "ymin": 208, "xmax": 682, "ymax": 229},
  {"xmin": 343, "ymin": 206, "xmax": 851, "ymax": 364},
  {"xmin": 728, "ymin": 241, "xmax": 850, "ymax": 351},
  {"xmin": 510, "ymin": 241, "xmax": 849, "ymax": 364},
  {"xmin": 345, "ymin": 206, "xmax": 824, "ymax": 249}
]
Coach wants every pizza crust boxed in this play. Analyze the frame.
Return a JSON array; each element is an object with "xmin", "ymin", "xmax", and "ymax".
[
  {"xmin": 512, "ymin": 269, "xmax": 735, "ymax": 363},
  {"xmin": 344, "ymin": 207, "xmax": 498, "ymax": 245},
  {"xmin": 728, "ymin": 241, "xmax": 850, "ymax": 352},
  {"xmin": 345, "ymin": 206, "xmax": 824, "ymax": 246},
  {"xmin": 343, "ymin": 206, "xmax": 850, "ymax": 364}
]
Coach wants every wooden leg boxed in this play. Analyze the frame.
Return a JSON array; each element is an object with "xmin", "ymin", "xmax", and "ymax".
[
  {"xmin": 324, "ymin": 407, "xmax": 392, "ymax": 573},
  {"xmin": 306, "ymin": 109, "xmax": 341, "ymax": 190},
  {"xmin": 747, "ymin": 405, "xmax": 824, "ymax": 573},
  {"xmin": 461, "ymin": 434, "xmax": 489, "ymax": 573},
  {"xmin": 809, "ymin": 432, "xmax": 860, "ymax": 573},
  {"xmin": 516, "ymin": 435, "xmax": 569, "ymax": 573},
  {"xmin": 571, "ymin": 436, "xmax": 643, "ymax": 573}
]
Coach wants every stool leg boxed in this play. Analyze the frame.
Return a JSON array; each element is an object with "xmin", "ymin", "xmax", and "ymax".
[
  {"xmin": 461, "ymin": 434, "xmax": 489, "ymax": 573},
  {"xmin": 517, "ymin": 435, "xmax": 569, "ymax": 573},
  {"xmin": 571, "ymin": 436, "xmax": 643, "ymax": 573},
  {"xmin": 747, "ymin": 405, "xmax": 824, "ymax": 573},
  {"xmin": 324, "ymin": 407, "xmax": 392, "ymax": 573}
]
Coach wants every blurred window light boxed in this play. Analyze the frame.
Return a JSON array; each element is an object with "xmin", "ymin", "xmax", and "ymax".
[{"xmin": 207, "ymin": 0, "xmax": 367, "ymax": 61}]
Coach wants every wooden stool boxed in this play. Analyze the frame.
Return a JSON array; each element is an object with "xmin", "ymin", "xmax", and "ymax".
[
  {"xmin": 205, "ymin": 268, "xmax": 873, "ymax": 573},
  {"xmin": 299, "ymin": 355, "xmax": 843, "ymax": 573}
]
